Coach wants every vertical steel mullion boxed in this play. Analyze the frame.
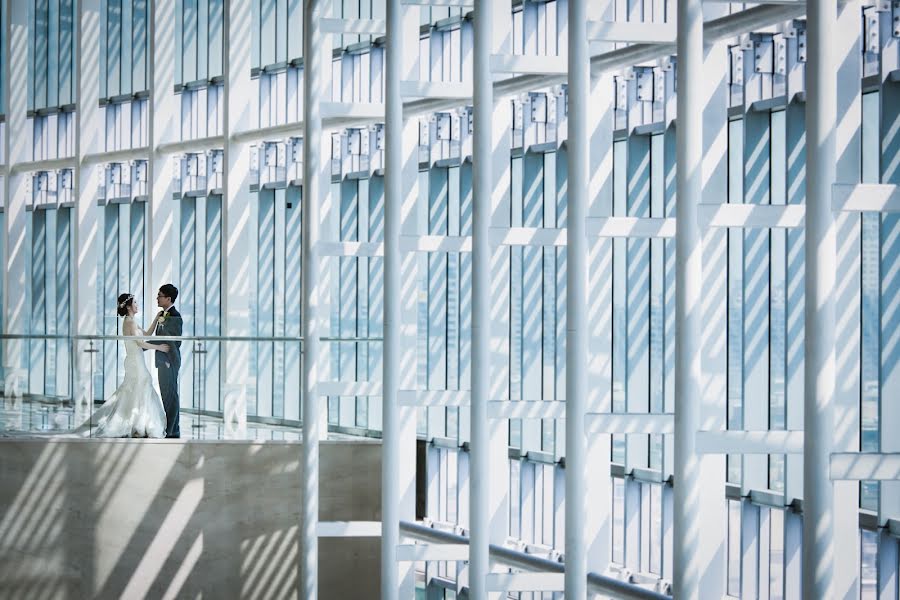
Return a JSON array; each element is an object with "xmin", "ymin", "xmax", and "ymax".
[
  {"xmin": 45, "ymin": 209, "xmax": 57, "ymax": 396},
  {"xmin": 273, "ymin": 188, "xmax": 286, "ymax": 418},
  {"xmin": 180, "ymin": 197, "xmax": 197, "ymax": 407},
  {"xmin": 741, "ymin": 107, "xmax": 770, "ymax": 494}
]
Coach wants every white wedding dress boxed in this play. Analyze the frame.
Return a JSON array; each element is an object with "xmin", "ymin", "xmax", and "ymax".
[{"xmin": 78, "ymin": 317, "xmax": 167, "ymax": 438}]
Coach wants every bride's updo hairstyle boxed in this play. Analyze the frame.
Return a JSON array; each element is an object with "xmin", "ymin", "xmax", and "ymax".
[{"xmin": 117, "ymin": 293, "xmax": 135, "ymax": 317}]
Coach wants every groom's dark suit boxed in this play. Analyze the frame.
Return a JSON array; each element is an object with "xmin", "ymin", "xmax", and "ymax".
[{"xmin": 152, "ymin": 306, "xmax": 183, "ymax": 438}]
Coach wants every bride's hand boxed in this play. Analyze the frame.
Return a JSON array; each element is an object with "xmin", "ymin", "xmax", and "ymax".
[{"xmin": 158, "ymin": 344, "xmax": 170, "ymax": 353}]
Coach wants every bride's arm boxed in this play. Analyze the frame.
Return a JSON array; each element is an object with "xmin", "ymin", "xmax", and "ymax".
[
  {"xmin": 142, "ymin": 312, "xmax": 162, "ymax": 336},
  {"xmin": 125, "ymin": 320, "xmax": 169, "ymax": 352}
]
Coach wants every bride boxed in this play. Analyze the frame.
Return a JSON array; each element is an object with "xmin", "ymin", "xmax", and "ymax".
[{"xmin": 78, "ymin": 293, "xmax": 170, "ymax": 438}]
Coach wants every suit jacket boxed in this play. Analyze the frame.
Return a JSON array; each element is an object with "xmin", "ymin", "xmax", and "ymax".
[{"xmin": 153, "ymin": 306, "xmax": 183, "ymax": 369}]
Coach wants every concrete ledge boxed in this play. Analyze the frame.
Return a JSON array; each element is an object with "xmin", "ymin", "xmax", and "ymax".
[{"xmin": 0, "ymin": 438, "xmax": 381, "ymax": 599}]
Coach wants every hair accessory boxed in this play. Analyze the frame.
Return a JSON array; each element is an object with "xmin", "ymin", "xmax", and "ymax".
[{"xmin": 118, "ymin": 294, "xmax": 134, "ymax": 309}]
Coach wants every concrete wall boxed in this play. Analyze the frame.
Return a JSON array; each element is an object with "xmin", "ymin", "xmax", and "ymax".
[{"xmin": 0, "ymin": 438, "xmax": 381, "ymax": 599}]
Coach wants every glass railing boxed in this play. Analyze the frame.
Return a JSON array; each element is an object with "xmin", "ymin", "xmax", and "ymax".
[{"xmin": 0, "ymin": 333, "xmax": 383, "ymax": 440}]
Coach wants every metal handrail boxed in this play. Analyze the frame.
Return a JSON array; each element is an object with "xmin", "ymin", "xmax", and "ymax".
[{"xmin": 399, "ymin": 521, "xmax": 670, "ymax": 599}]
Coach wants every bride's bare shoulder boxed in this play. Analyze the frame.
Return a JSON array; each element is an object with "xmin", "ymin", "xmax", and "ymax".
[{"xmin": 122, "ymin": 316, "xmax": 136, "ymax": 334}]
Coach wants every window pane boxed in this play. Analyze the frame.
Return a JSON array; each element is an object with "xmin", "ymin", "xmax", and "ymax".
[
  {"xmin": 860, "ymin": 530, "xmax": 878, "ymax": 600},
  {"xmin": 613, "ymin": 478, "xmax": 625, "ymax": 564},
  {"xmin": 728, "ymin": 500, "xmax": 741, "ymax": 596},
  {"xmin": 770, "ymin": 509, "xmax": 784, "ymax": 600}
]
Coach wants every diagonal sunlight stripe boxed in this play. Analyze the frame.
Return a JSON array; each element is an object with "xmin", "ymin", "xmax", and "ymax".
[
  {"xmin": 160, "ymin": 533, "xmax": 203, "ymax": 600},
  {"xmin": 121, "ymin": 479, "xmax": 203, "ymax": 600}
]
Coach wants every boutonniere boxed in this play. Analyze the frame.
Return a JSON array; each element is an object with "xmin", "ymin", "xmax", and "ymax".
[{"xmin": 158, "ymin": 311, "xmax": 169, "ymax": 325}]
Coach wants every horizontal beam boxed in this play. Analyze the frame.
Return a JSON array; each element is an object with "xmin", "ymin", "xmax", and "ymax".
[
  {"xmin": 398, "ymin": 389, "xmax": 471, "ymax": 407},
  {"xmin": 695, "ymin": 430, "xmax": 804, "ymax": 454},
  {"xmin": 584, "ymin": 413, "xmax": 675, "ymax": 434},
  {"xmin": 155, "ymin": 135, "xmax": 225, "ymax": 156},
  {"xmin": 321, "ymin": 102, "xmax": 385, "ymax": 120},
  {"xmin": 318, "ymin": 521, "xmax": 382, "ymax": 537},
  {"xmin": 319, "ymin": 18, "xmax": 386, "ymax": 34},
  {"xmin": 400, "ymin": 234, "xmax": 472, "ymax": 253},
  {"xmin": 586, "ymin": 20, "xmax": 677, "ymax": 43},
  {"xmin": 317, "ymin": 241, "xmax": 384, "ymax": 257},
  {"xmin": 396, "ymin": 543, "xmax": 470, "ymax": 561},
  {"xmin": 400, "ymin": 80, "xmax": 473, "ymax": 99},
  {"xmin": 488, "ymin": 400, "xmax": 567, "ymax": 419},
  {"xmin": 703, "ymin": 0, "xmax": 805, "ymax": 4},
  {"xmin": 485, "ymin": 573, "xmax": 566, "ymax": 592},
  {"xmin": 830, "ymin": 453, "xmax": 900, "ymax": 481},
  {"xmin": 8, "ymin": 157, "xmax": 75, "ymax": 175},
  {"xmin": 490, "ymin": 227, "xmax": 567, "ymax": 247},
  {"xmin": 401, "ymin": 0, "xmax": 472, "ymax": 5},
  {"xmin": 317, "ymin": 381, "xmax": 382, "ymax": 396},
  {"xmin": 586, "ymin": 216, "xmax": 676, "ymax": 238},
  {"xmin": 491, "ymin": 54, "xmax": 568, "ymax": 75},
  {"xmin": 832, "ymin": 183, "xmax": 900, "ymax": 212},
  {"xmin": 698, "ymin": 203, "xmax": 805, "ymax": 229}
]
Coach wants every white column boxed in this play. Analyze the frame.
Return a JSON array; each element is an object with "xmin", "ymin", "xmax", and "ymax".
[
  {"xmin": 470, "ymin": 2, "xmax": 492, "ymax": 593},
  {"xmin": 565, "ymin": 0, "xmax": 588, "ymax": 596},
  {"xmin": 673, "ymin": 0, "xmax": 725, "ymax": 595},
  {"xmin": 223, "ymin": 0, "xmax": 256, "ymax": 439},
  {"xmin": 803, "ymin": 0, "xmax": 838, "ymax": 594},
  {"xmin": 4, "ymin": 0, "xmax": 31, "ymax": 379},
  {"xmin": 301, "ymin": 1, "xmax": 326, "ymax": 597},
  {"xmin": 150, "ymin": 0, "xmax": 179, "ymax": 293},
  {"xmin": 383, "ymin": 0, "xmax": 401, "ymax": 597},
  {"xmin": 832, "ymin": 0, "xmax": 862, "ymax": 596},
  {"xmin": 585, "ymin": 2, "xmax": 615, "ymax": 577},
  {"xmin": 471, "ymin": 1, "xmax": 511, "ymax": 598},
  {"xmin": 75, "ymin": 0, "xmax": 104, "ymax": 404}
]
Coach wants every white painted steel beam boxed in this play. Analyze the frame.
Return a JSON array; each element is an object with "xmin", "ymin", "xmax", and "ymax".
[
  {"xmin": 317, "ymin": 241, "xmax": 384, "ymax": 257},
  {"xmin": 401, "ymin": 0, "xmax": 473, "ymax": 5},
  {"xmin": 488, "ymin": 400, "xmax": 568, "ymax": 419},
  {"xmin": 485, "ymin": 573, "xmax": 567, "ymax": 592},
  {"xmin": 832, "ymin": 183, "xmax": 900, "ymax": 212},
  {"xmin": 318, "ymin": 521, "xmax": 383, "ymax": 537},
  {"xmin": 830, "ymin": 453, "xmax": 900, "ymax": 481},
  {"xmin": 586, "ymin": 20, "xmax": 677, "ymax": 43},
  {"xmin": 318, "ymin": 381, "xmax": 382, "ymax": 396},
  {"xmin": 400, "ymin": 80, "xmax": 473, "ymax": 99},
  {"xmin": 584, "ymin": 413, "xmax": 675, "ymax": 435},
  {"xmin": 319, "ymin": 17, "xmax": 386, "ymax": 35},
  {"xmin": 397, "ymin": 389, "xmax": 471, "ymax": 406},
  {"xmin": 399, "ymin": 234, "xmax": 472, "ymax": 253},
  {"xmin": 586, "ymin": 216, "xmax": 676, "ymax": 238},
  {"xmin": 490, "ymin": 54, "xmax": 568, "ymax": 75},
  {"xmin": 697, "ymin": 203, "xmax": 805, "ymax": 228},
  {"xmin": 489, "ymin": 227, "xmax": 567, "ymax": 247},
  {"xmin": 321, "ymin": 102, "xmax": 385, "ymax": 120},
  {"xmin": 396, "ymin": 544, "xmax": 471, "ymax": 561},
  {"xmin": 695, "ymin": 430, "xmax": 805, "ymax": 454}
]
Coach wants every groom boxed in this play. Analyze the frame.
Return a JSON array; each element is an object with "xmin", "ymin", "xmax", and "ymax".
[{"xmin": 151, "ymin": 284, "xmax": 183, "ymax": 438}]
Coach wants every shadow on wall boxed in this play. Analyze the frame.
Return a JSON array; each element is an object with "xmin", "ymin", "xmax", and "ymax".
[{"xmin": 0, "ymin": 439, "xmax": 381, "ymax": 599}]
